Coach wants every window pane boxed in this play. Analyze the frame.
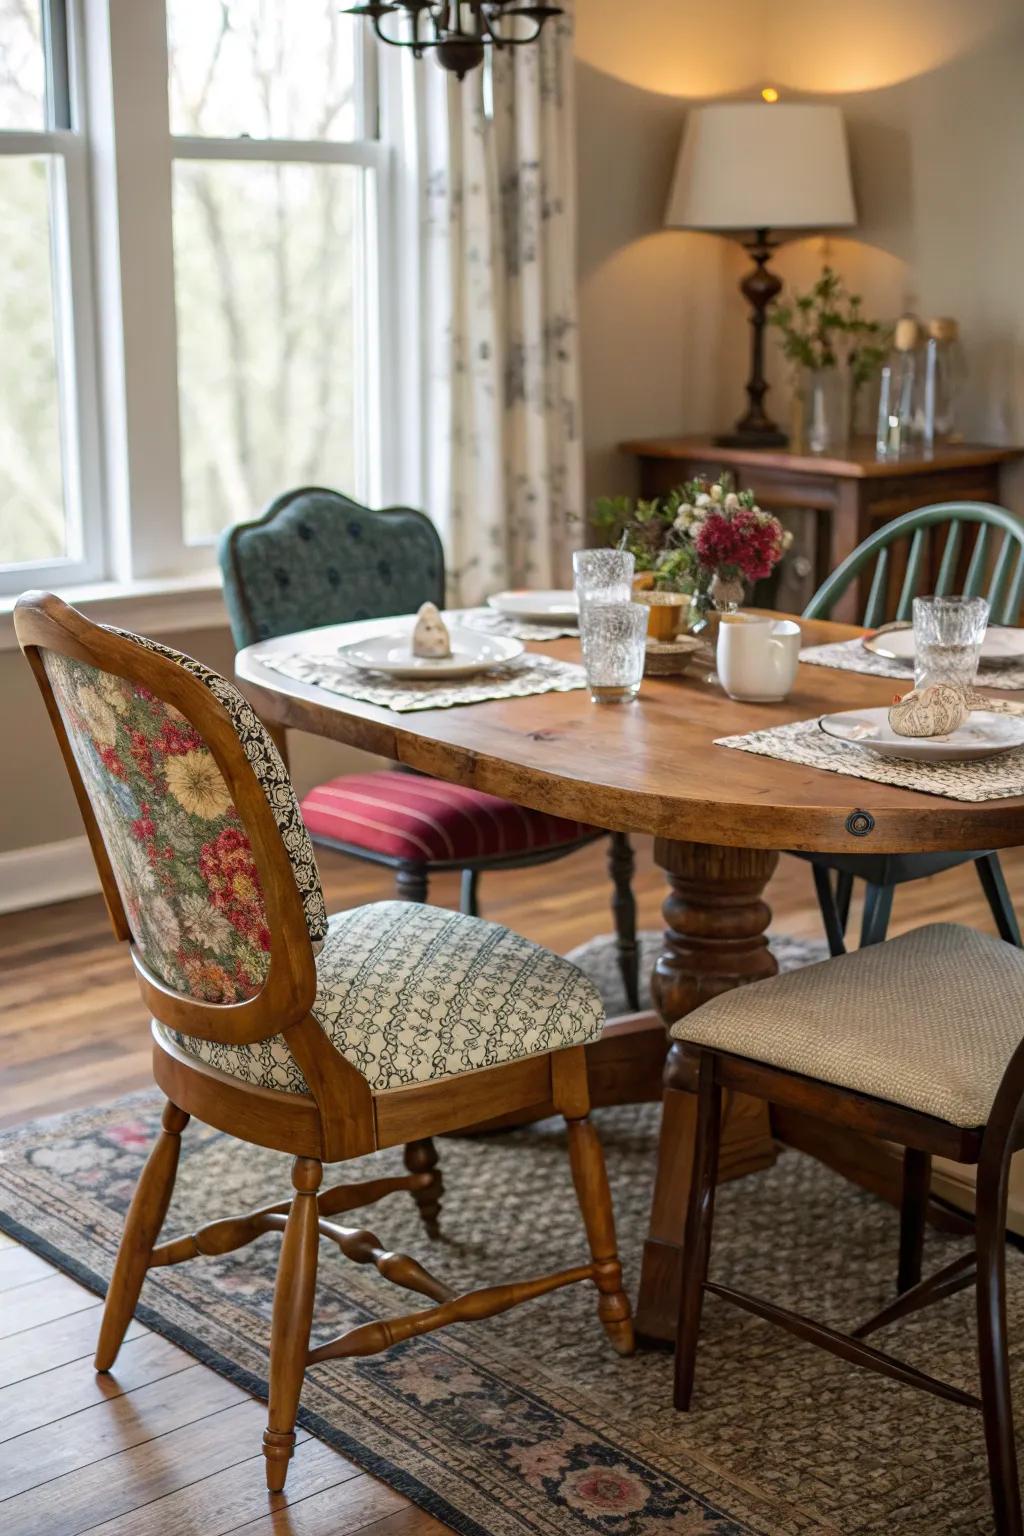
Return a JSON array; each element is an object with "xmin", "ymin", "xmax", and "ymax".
[
  {"xmin": 167, "ymin": 0, "xmax": 359, "ymax": 140},
  {"xmin": 173, "ymin": 160, "xmax": 361, "ymax": 543},
  {"xmin": 0, "ymin": 156, "xmax": 68, "ymax": 566},
  {"xmin": 0, "ymin": 0, "xmax": 46, "ymax": 129}
]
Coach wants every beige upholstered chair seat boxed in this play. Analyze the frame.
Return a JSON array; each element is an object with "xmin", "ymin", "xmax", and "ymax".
[
  {"xmin": 163, "ymin": 900, "xmax": 604, "ymax": 1095},
  {"xmin": 671, "ymin": 923, "xmax": 1024, "ymax": 1127}
]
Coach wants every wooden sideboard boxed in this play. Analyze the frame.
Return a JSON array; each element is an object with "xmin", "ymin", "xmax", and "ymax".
[{"xmin": 620, "ymin": 436, "xmax": 1023, "ymax": 620}]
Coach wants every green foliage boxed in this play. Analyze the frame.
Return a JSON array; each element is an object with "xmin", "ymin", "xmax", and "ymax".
[
  {"xmin": 590, "ymin": 472, "xmax": 761, "ymax": 592},
  {"xmin": 768, "ymin": 265, "xmax": 891, "ymax": 382}
]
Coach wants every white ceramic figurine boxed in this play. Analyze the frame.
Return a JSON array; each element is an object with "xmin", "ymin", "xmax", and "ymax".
[{"xmin": 411, "ymin": 602, "xmax": 452, "ymax": 659}]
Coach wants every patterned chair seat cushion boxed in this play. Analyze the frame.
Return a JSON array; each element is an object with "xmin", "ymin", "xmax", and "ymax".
[
  {"xmin": 163, "ymin": 900, "xmax": 605, "ymax": 1094},
  {"xmin": 671, "ymin": 923, "xmax": 1024, "ymax": 1127},
  {"xmin": 300, "ymin": 772, "xmax": 596, "ymax": 864}
]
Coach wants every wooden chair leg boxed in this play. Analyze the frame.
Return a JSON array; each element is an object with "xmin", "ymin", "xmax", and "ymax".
[
  {"xmin": 859, "ymin": 881, "xmax": 895, "ymax": 948},
  {"xmin": 95, "ymin": 1101, "xmax": 189, "ymax": 1372},
  {"xmin": 976, "ymin": 1155, "xmax": 1024, "ymax": 1535},
  {"xmin": 811, "ymin": 864, "xmax": 848, "ymax": 957},
  {"xmin": 835, "ymin": 870, "xmax": 854, "ymax": 933},
  {"xmin": 565, "ymin": 1116, "xmax": 635, "ymax": 1356},
  {"xmin": 976, "ymin": 854, "xmax": 1023, "ymax": 947},
  {"xmin": 897, "ymin": 1147, "xmax": 930, "ymax": 1295},
  {"xmin": 403, "ymin": 1137, "xmax": 443, "ymax": 1239},
  {"xmin": 395, "ymin": 862, "xmax": 429, "ymax": 903},
  {"xmin": 608, "ymin": 832, "xmax": 640, "ymax": 1012},
  {"xmin": 264, "ymin": 1156, "xmax": 323, "ymax": 1494},
  {"xmin": 460, "ymin": 868, "xmax": 480, "ymax": 917},
  {"xmin": 674, "ymin": 1054, "xmax": 722, "ymax": 1411}
]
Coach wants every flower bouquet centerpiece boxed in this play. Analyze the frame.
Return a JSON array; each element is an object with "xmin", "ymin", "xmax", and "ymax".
[{"xmin": 592, "ymin": 474, "xmax": 791, "ymax": 641}]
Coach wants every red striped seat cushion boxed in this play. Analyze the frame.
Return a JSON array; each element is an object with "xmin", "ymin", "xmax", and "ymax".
[{"xmin": 300, "ymin": 772, "xmax": 595, "ymax": 865}]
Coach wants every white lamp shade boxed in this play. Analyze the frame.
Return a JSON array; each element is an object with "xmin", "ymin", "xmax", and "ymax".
[{"xmin": 665, "ymin": 103, "xmax": 856, "ymax": 233}]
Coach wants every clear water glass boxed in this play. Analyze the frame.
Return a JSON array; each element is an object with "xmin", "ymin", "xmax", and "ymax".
[
  {"xmin": 912, "ymin": 595, "xmax": 989, "ymax": 690},
  {"xmin": 580, "ymin": 600, "xmax": 647, "ymax": 704},
  {"xmin": 573, "ymin": 548, "xmax": 635, "ymax": 618}
]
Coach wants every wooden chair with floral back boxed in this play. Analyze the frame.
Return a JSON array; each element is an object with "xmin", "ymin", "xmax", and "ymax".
[{"xmin": 16, "ymin": 592, "xmax": 634, "ymax": 1492}]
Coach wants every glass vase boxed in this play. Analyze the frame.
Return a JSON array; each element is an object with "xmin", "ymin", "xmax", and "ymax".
[{"xmin": 804, "ymin": 367, "xmax": 847, "ymax": 455}]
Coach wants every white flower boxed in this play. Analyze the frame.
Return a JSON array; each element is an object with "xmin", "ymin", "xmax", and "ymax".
[
  {"xmin": 179, "ymin": 891, "xmax": 233, "ymax": 952},
  {"xmin": 125, "ymin": 839, "xmax": 155, "ymax": 894},
  {"xmin": 76, "ymin": 684, "xmax": 118, "ymax": 746},
  {"xmin": 723, "ymin": 492, "xmax": 740, "ymax": 511},
  {"xmin": 710, "ymin": 483, "xmax": 724, "ymax": 502},
  {"xmin": 147, "ymin": 895, "xmax": 181, "ymax": 952},
  {"xmin": 672, "ymin": 504, "xmax": 696, "ymax": 530},
  {"xmin": 694, "ymin": 492, "xmax": 711, "ymax": 507}
]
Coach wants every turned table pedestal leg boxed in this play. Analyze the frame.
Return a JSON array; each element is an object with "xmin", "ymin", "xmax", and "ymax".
[{"xmin": 635, "ymin": 838, "xmax": 780, "ymax": 1345}]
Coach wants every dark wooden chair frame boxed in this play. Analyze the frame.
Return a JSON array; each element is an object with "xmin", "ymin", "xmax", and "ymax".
[
  {"xmin": 797, "ymin": 500, "xmax": 1024, "ymax": 955},
  {"xmin": 16, "ymin": 592, "xmax": 635, "ymax": 1493},
  {"xmin": 220, "ymin": 486, "xmax": 641, "ymax": 1011},
  {"xmin": 673, "ymin": 1033, "xmax": 1024, "ymax": 1535}
]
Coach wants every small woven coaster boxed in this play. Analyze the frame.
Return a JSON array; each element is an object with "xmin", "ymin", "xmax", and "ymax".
[
  {"xmin": 716, "ymin": 701, "xmax": 1024, "ymax": 802},
  {"xmin": 259, "ymin": 648, "xmax": 587, "ymax": 714}
]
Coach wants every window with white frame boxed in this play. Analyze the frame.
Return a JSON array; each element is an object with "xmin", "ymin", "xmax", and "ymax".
[
  {"xmin": 166, "ymin": 0, "xmax": 381, "ymax": 548},
  {"xmin": 0, "ymin": 0, "xmax": 102, "ymax": 593},
  {"xmin": 0, "ymin": 0, "xmax": 384, "ymax": 596}
]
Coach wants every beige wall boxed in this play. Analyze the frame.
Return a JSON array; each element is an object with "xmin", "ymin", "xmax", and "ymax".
[
  {"xmin": 2, "ymin": 622, "xmax": 375, "ymax": 855},
  {"xmin": 576, "ymin": 0, "xmax": 1024, "ymax": 502}
]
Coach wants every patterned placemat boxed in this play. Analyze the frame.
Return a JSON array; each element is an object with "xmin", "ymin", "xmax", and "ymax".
[
  {"xmin": 716, "ymin": 703, "xmax": 1024, "ymax": 802},
  {"xmin": 453, "ymin": 606, "xmax": 579, "ymax": 641},
  {"xmin": 799, "ymin": 635, "xmax": 1024, "ymax": 692},
  {"xmin": 259, "ymin": 647, "xmax": 587, "ymax": 713}
]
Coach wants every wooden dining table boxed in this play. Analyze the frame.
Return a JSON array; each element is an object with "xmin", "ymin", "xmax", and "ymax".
[{"xmin": 236, "ymin": 614, "xmax": 1024, "ymax": 1346}]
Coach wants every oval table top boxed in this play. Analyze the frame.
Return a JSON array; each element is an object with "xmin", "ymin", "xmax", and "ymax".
[{"xmin": 236, "ymin": 614, "xmax": 1024, "ymax": 855}]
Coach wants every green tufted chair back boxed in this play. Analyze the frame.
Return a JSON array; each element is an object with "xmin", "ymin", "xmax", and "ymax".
[{"xmin": 218, "ymin": 487, "xmax": 447, "ymax": 647}]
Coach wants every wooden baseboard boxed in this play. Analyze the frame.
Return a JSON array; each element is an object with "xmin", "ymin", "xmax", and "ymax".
[{"xmin": 0, "ymin": 836, "xmax": 99, "ymax": 915}]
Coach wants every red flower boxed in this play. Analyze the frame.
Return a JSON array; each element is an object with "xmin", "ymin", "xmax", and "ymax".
[
  {"xmin": 128, "ymin": 727, "xmax": 157, "ymax": 782},
  {"xmin": 199, "ymin": 826, "xmax": 268, "ymax": 945},
  {"xmin": 695, "ymin": 506, "xmax": 786, "ymax": 583},
  {"xmin": 99, "ymin": 745, "xmax": 128, "ymax": 779},
  {"xmin": 155, "ymin": 718, "xmax": 203, "ymax": 757}
]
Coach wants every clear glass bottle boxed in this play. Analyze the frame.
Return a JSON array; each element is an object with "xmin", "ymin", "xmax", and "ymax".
[
  {"xmin": 920, "ymin": 317, "xmax": 967, "ymax": 450},
  {"xmin": 876, "ymin": 315, "xmax": 921, "ymax": 460}
]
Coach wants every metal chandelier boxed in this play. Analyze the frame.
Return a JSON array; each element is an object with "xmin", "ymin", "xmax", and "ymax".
[{"xmin": 343, "ymin": 2, "xmax": 564, "ymax": 80}]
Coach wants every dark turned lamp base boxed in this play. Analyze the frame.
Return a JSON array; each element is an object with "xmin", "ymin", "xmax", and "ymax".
[
  {"xmin": 715, "ymin": 427, "xmax": 788, "ymax": 449},
  {"xmin": 717, "ymin": 226, "xmax": 788, "ymax": 450}
]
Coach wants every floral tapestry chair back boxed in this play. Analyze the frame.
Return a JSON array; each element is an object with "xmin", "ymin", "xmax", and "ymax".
[{"xmin": 16, "ymin": 594, "xmax": 326, "ymax": 1042}]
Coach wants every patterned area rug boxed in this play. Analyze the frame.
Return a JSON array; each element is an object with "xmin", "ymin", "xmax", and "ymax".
[{"xmin": 0, "ymin": 933, "xmax": 1008, "ymax": 1536}]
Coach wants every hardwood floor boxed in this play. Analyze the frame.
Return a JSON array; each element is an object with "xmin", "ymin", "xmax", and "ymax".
[{"xmin": 2, "ymin": 838, "xmax": 1023, "ymax": 1534}]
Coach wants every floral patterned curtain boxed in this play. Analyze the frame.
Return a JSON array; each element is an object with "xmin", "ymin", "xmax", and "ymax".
[{"xmin": 395, "ymin": 4, "xmax": 583, "ymax": 607}]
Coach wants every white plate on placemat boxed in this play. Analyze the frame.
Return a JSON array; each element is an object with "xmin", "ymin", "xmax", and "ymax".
[
  {"xmin": 819, "ymin": 706, "xmax": 1024, "ymax": 762},
  {"xmin": 338, "ymin": 626, "xmax": 523, "ymax": 680},
  {"xmin": 487, "ymin": 589, "xmax": 578, "ymax": 624},
  {"xmin": 863, "ymin": 623, "xmax": 1024, "ymax": 669}
]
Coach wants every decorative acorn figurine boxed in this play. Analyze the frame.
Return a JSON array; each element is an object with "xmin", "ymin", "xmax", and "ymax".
[
  {"xmin": 888, "ymin": 683, "xmax": 971, "ymax": 738},
  {"xmin": 411, "ymin": 602, "xmax": 452, "ymax": 659}
]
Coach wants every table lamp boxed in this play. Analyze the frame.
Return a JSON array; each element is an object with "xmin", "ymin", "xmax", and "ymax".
[{"xmin": 665, "ymin": 101, "xmax": 856, "ymax": 448}]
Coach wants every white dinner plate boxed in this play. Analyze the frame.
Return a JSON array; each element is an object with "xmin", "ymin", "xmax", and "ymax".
[
  {"xmin": 487, "ymin": 589, "xmax": 578, "ymax": 624},
  {"xmin": 819, "ymin": 706, "xmax": 1024, "ymax": 762},
  {"xmin": 863, "ymin": 623, "xmax": 1024, "ymax": 668},
  {"xmin": 338, "ymin": 624, "xmax": 523, "ymax": 680}
]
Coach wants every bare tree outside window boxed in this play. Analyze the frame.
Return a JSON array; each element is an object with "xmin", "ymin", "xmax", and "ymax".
[{"xmin": 167, "ymin": 1, "xmax": 364, "ymax": 545}]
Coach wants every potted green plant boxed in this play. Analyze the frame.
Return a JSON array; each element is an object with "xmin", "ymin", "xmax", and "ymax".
[{"xmin": 768, "ymin": 266, "xmax": 890, "ymax": 452}]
